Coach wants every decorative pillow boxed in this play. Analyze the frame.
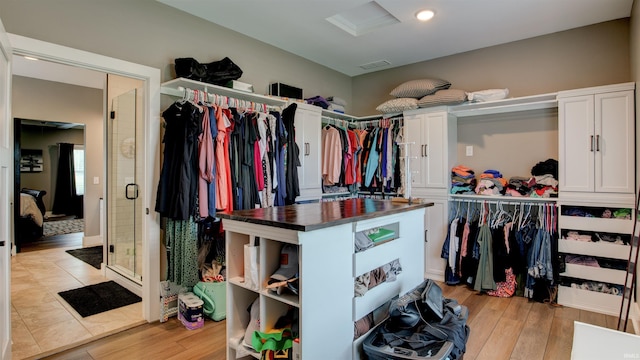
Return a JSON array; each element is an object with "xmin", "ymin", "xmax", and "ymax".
[
  {"xmin": 376, "ymin": 98, "xmax": 418, "ymax": 113},
  {"xmin": 466, "ymin": 88, "xmax": 509, "ymax": 102},
  {"xmin": 390, "ymin": 78, "xmax": 451, "ymax": 98},
  {"xmin": 417, "ymin": 89, "xmax": 467, "ymax": 107}
]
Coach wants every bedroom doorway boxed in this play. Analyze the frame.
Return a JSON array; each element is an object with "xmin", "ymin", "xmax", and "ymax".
[{"xmin": 14, "ymin": 119, "xmax": 86, "ymax": 253}]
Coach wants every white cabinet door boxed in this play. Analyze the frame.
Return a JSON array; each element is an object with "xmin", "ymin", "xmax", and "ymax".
[
  {"xmin": 423, "ymin": 112, "xmax": 447, "ymax": 189},
  {"xmin": 404, "ymin": 113, "xmax": 426, "ymax": 188},
  {"xmin": 403, "ymin": 111, "xmax": 448, "ymax": 190},
  {"xmin": 424, "ymin": 198, "xmax": 447, "ymax": 281},
  {"xmin": 558, "ymin": 95, "xmax": 595, "ymax": 192},
  {"xmin": 294, "ymin": 104, "xmax": 322, "ymax": 199},
  {"xmin": 559, "ymin": 89, "xmax": 635, "ymax": 194},
  {"xmin": 595, "ymin": 90, "xmax": 634, "ymax": 193}
]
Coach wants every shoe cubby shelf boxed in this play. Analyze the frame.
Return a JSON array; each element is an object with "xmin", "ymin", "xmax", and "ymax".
[{"xmin": 218, "ymin": 199, "xmax": 430, "ymax": 360}]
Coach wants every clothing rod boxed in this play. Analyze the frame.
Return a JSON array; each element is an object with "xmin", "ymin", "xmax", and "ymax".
[
  {"xmin": 450, "ymin": 197, "xmax": 557, "ymax": 206},
  {"xmin": 177, "ymin": 86, "xmax": 281, "ymax": 112}
]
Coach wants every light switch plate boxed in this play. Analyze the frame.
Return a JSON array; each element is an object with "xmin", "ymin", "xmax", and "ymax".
[{"xmin": 465, "ymin": 146, "xmax": 473, "ymax": 156}]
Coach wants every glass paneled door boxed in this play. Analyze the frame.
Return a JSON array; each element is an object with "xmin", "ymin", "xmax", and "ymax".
[{"xmin": 107, "ymin": 88, "xmax": 142, "ymax": 283}]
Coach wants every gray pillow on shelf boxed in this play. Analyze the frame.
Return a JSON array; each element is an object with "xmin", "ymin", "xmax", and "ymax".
[
  {"xmin": 417, "ymin": 89, "xmax": 467, "ymax": 107},
  {"xmin": 376, "ymin": 98, "xmax": 418, "ymax": 113},
  {"xmin": 390, "ymin": 78, "xmax": 451, "ymax": 98}
]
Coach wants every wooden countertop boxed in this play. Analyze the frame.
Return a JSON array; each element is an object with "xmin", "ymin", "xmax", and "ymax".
[{"xmin": 217, "ymin": 198, "xmax": 433, "ymax": 231}]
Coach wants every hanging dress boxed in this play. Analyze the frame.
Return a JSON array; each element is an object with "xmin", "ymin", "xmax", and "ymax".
[{"xmin": 474, "ymin": 222, "xmax": 497, "ymax": 292}]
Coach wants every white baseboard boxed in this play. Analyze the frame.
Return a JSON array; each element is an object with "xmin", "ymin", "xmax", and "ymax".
[{"xmin": 83, "ymin": 235, "xmax": 103, "ymax": 247}]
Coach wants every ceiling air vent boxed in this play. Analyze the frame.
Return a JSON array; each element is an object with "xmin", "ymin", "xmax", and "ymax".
[
  {"xmin": 326, "ymin": 1, "xmax": 399, "ymax": 37},
  {"xmin": 359, "ymin": 60, "xmax": 391, "ymax": 70}
]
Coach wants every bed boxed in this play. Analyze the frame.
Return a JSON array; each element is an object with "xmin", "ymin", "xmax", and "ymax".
[{"xmin": 18, "ymin": 188, "xmax": 46, "ymax": 242}]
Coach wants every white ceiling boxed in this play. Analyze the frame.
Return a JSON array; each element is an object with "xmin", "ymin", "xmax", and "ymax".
[{"xmin": 158, "ymin": 0, "xmax": 634, "ymax": 76}]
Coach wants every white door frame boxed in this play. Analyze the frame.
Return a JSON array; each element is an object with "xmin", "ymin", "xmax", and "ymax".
[
  {"xmin": 0, "ymin": 18, "xmax": 13, "ymax": 360},
  {"xmin": 8, "ymin": 33, "xmax": 161, "ymax": 323}
]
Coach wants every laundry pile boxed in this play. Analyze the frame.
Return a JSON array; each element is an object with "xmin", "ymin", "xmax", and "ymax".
[
  {"xmin": 475, "ymin": 169, "xmax": 507, "ymax": 195},
  {"xmin": 450, "ymin": 165, "xmax": 476, "ymax": 194},
  {"xmin": 305, "ymin": 95, "xmax": 348, "ymax": 113},
  {"xmin": 450, "ymin": 159, "xmax": 559, "ymax": 198}
]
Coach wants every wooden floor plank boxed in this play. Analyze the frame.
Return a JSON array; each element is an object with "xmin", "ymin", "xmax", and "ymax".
[
  {"xmin": 509, "ymin": 302, "xmax": 555, "ymax": 360},
  {"xmin": 553, "ymin": 304, "xmax": 580, "ymax": 320},
  {"xmin": 579, "ymin": 309, "xmax": 608, "ymax": 328},
  {"xmin": 460, "ymin": 292, "xmax": 491, "ymax": 325},
  {"xmin": 464, "ymin": 296, "xmax": 510, "ymax": 360},
  {"xmin": 543, "ymin": 316, "xmax": 574, "ymax": 360},
  {"xmin": 475, "ymin": 318, "xmax": 522, "ymax": 360},
  {"xmin": 475, "ymin": 296, "xmax": 531, "ymax": 360}
]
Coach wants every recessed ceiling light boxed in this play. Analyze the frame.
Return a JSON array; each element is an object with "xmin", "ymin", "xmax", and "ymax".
[
  {"xmin": 23, "ymin": 56, "xmax": 39, "ymax": 61},
  {"xmin": 416, "ymin": 10, "xmax": 435, "ymax": 22}
]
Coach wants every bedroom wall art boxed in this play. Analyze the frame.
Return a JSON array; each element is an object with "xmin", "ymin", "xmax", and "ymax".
[{"xmin": 20, "ymin": 149, "xmax": 43, "ymax": 172}]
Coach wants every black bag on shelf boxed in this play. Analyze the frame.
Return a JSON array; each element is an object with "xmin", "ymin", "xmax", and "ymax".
[{"xmin": 174, "ymin": 57, "xmax": 243, "ymax": 86}]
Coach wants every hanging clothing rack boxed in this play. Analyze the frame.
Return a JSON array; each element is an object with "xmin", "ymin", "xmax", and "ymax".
[
  {"xmin": 449, "ymin": 195, "xmax": 557, "ymax": 206},
  {"xmin": 160, "ymin": 78, "xmax": 287, "ymax": 112},
  {"xmin": 178, "ymin": 86, "xmax": 282, "ymax": 112}
]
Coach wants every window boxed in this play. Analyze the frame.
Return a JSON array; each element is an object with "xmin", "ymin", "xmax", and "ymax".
[{"xmin": 73, "ymin": 146, "xmax": 85, "ymax": 196}]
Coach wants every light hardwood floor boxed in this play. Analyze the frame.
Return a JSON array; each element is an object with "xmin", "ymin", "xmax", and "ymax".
[{"xmin": 42, "ymin": 280, "xmax": 637, "ymax": 360}]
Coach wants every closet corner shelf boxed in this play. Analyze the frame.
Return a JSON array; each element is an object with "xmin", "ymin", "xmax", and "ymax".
[
  {"xmin": 321, "ymin": 109, "xmax": 383, "ymax": 122},
  {"xmin": 160, "ymin": 77, "xmax": 288, "ymax": 107},
  {"xmin": 448, "ymin": 92, "xmax": 558, "ymax": 118},
  {"xmin": 449, "ymin": 194, "xmax": 558, "ymax": 203}
]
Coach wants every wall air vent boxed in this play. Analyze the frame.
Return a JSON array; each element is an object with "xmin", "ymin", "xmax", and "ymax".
[{"xmin": 359, "ymin": 60, "xmax": 392, "ymax": 70}]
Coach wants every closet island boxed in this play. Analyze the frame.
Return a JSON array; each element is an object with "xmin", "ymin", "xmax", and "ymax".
[{"xmin": 217, "ymin": 198, "xmax": 433, "ymax": 359}]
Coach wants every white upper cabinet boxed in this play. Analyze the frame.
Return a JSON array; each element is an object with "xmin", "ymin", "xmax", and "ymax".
[
  {"xmin": 404, "ymin": 109, "xmax": 455, "ymax": 192},
  {"xmin": 294, "ymin": 103, "xmax": 322, "ymax": 199},
  {"xmin": 558, "ymin": 83, "xmax": 635, "ymax": 194}
]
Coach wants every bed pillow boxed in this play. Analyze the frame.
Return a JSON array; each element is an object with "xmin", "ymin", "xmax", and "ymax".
[
  {"xmin": 390, "ymin": 79, "xmax": 451, "ymax": 98},
  {"xmin": 417, "ymin": 89, "xmax": 467, "ymax": 107},
  {"xmin": 466, "ymin": 88, "xmax": 509, "ymax": 102},
  {"xmin": 376, "ymin": 98, "xmax": 418, "ymax": 113}
]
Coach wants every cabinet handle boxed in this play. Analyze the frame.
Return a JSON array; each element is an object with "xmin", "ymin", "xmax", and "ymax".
[
  {"xmin": 590, "ymin": 135, "xmax": 594, "ymax": 152},
  {"xmin": 424, "ymin": 144, "xmax": 428, "ymax": 157},
  {"xmin": 424, "ymin": 229, "xmax": 428, "ymax": 243},
  {"xmin": 596, "ymin": 135, "xmax": 600, "ymax": 152},
  {"xmin": 305, "ymin": 143, "xmax": 309, "ymax": 156}
]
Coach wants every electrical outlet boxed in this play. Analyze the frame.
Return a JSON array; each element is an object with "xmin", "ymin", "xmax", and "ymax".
[{"xmin": 466, "ymin": 145, "xmax": 473, "ymax": 156}]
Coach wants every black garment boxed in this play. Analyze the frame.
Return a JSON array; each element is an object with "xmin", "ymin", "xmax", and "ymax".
[
  {"xmin": 229, "ymin": 108, "xmax": 242, "ymax": 210},
  {"xmin": 491, "ymin": 226, "xmax": 509, "ymax": 283},
  {"xmin": 155, "ymin": 102, "xmax": 202, "ymax": 220},
  {"xmin": 241, "ymin": 113, "xmax": 260, "ymax": 210},
  {"xmin": 282, "ymin": 103, "xmax": 300, "ymax": 204}
]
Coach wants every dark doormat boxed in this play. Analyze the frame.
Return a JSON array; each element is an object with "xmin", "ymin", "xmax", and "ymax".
[
  {"xmin": 66, "ymin": 246, "xmax": 102, "ymax": 269},
  {"xmin": 58, "ymin": 281, "xmax": 141, "ymax": 317}
]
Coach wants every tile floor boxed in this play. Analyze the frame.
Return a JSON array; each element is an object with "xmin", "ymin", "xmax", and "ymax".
[{"xmin": 11, "ymin": 239, "xmax": 146, "ymax": 359}]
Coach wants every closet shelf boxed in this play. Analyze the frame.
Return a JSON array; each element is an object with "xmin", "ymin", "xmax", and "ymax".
[
  {"xmin": 448, "ymin": 93, "xmax": 558, "ymax": 118},
  {"xmin": 322, "ymin": 110, "xmax": 384, "ymax": 122},
  {"xmin": 160, "ymin": 77, "xmax": 288, "ymax": 107}
]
